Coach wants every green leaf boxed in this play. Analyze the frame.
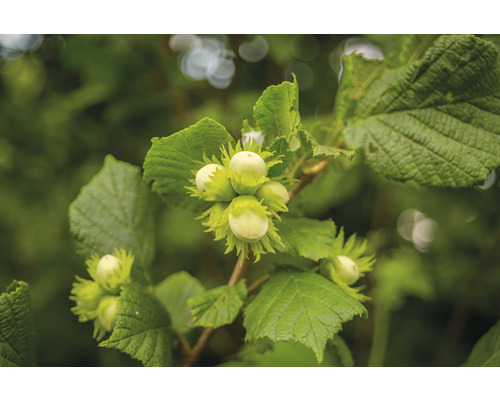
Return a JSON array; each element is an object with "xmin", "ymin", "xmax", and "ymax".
[
  {"xmin": 69, "ymin": 155, "xmax": 155, "ymax": 285},
  {"xmin": 243, "ymin": 267, "xmax": 366, "ymax": 362},
  {"xmin": 267, "ymin": 136, "xmax": 296, "ymax": 177},
  {"xmin": 341, "ymin": 34, "xmax": 500, "ymax": 187},
  {"xmin": 0, "ymin": 281, "xmax": 36, "ymax": 367},
  {"xmin": 188, "ymin": 280, "xmax": 247, "ymax": 329},
  {"xmin": 143, "ymin": 117, "xmax": 235, "ymax": 210},
  {"xmin": 299, "ymin": 129, "xmax": 355, "ymax": 160},
  {"xmin": 100, "ymin": 283, "xmax": 172, "ymax": 367},
  {"xmin": 275, "ymin": 216, "xmax": 336, "ymax": 261},
  {"xmin": 463, "ymin": 319, "xmax": 500, "ymax": 367},
  {"xmin": 254, "ymin": 78, "xmax": 300, "ymax": 146},
  {"xmin": 219, "ymin": 336, "xmax": 353, "ymax": 367},
  {"xmin": 155, "ymin": 272, "xmax": 204, "ymax": 334}
]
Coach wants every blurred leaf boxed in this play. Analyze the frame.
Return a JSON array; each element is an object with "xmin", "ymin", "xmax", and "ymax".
[
  {"xmin": 69, "ymin": 155, "xmax": 154, "ymax": 285},
  {"xmin": 244, "ymin": 267, "xmax": 366, "ymax": 362},
  {"xmin": 188, "ymin": 281, "xmax": 247, "ymax": 329},
  {"xmin": 155, "ymin": 272, "xmax": 204, "ymax": 334},
  {"xmin": 374, "ymin": 251, "xmax": 434, "ymax": 310},
  {"xmin": 463, "ymin": 320, "xmax": 500, "ymax": 366},
  {"xmin": 276, "ymin": 216, "xmax": 336, "ymax": 261},
  {"xmin": 100, "ymin": 283, "xmax": 172, "ymax": 367},
  {"xmin": 220, "ymin": 335, "xmax": 353, "ymax": 367},
  {"xmin": 253, "ymin": 78, "xmax": 300, "ymax": 147},
  {"xmin": 0, "ymin": 281, "xmax": 36, "ymax": 367},
  {"xmin": 143, "ymin": 117, "xmax": 235, "ymax": 210},
  {"xmin": 341, "ymin": 34, "xmax": 500, "ymax": 187}
]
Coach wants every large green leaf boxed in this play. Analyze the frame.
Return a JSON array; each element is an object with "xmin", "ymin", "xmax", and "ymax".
[
  {"xmin": 463, "ymin": 319, "xmax": 500, "ymax": 367},
  {"xmin": 243, "ymin": 267, "xmax": 366, "ymax": 362},
  {"xmin": 188, "ymin": 280, "xmax": 247, "ymax": 329},
  {"xmin": 0, "ymin": 281, "xmax": 36, "ymax": 367},
  {"xmin": 275, "ymin": 216, "xmax": 336, "ymax": 261},
  {"xmin": 143, "ymin": 117, "xmax": 235, "ymax": 210},
  {"xmin": 341, "ymin": 35, "xmax": 500, "ymax": 187},
  {"xmin": 69, "ymin": 155, "xmax": 155, "ymax": 285},
  {"xmin": 253, "ymin": 78, "xmax": 300, "ymax": 147},
  {"xmin": 155, "ymin": 272, "xmax": 204, "ymax": 334},
  {"xmin": 100, "ymin": 283, "xmax": 172, "ymax": 367}
]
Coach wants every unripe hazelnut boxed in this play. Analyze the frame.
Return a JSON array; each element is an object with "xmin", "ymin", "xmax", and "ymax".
[
  {"xmin": 256, "ymin": 181, "xmax": 290, "ymax": 205},
  {"xmin": 98, "ymin": 296, "xmax": 119, "ymax": 332},
  {"xmin": 97, "ymin": 255, "xmax": 122, "ymax": 283},
  {"xmin": 228, "ymin": 196, "xmax": 269, "ymax": 242},
  {"xmin": 229, "ymin": 151, "xmax": 267, "ymax": 181},
  {"xmin": 195, "ymin": 163, "xmax": 224, "ymax": 193},
  {"xmin": 335, "ymin": 255, "xmax": 359, "ymax": 285}
]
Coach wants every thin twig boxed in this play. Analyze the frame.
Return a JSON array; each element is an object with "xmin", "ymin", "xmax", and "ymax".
[
  {"xmin": 288, "ymin": 160, "xmax": 331, "ymax": 203},
  {"xmin": 184, "ymin": 252, "xmax": 250, "ymax": 367},
  {"xmin": 247, "ymin": 274, "xmax": 270, "ymax": 294}
]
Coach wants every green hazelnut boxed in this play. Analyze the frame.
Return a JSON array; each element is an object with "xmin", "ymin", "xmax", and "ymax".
[
  {"xmin": 96, "ymin": 255, "xmax": 122, "ymax": 283},
  {"xmin": 256, "ymin": 181, "xmax": 289, "ymax": 205},
  {"xmin": 98, "ymin": 296, "xmax": 119, "ymax": 332},
  {"xmin": 229, "ymin": 151, "xmax": 266, "ymax": 180},
  {"xmin": 228, "ymin": 196, "xmax": 269, "ymax": 242},
  {"xmin": 195, "ymin": 163, "xmax": 225, "ymax": 193},
  {"xmin": 335, "ymin": 255, "xmax": 360, "ymax": 285}
]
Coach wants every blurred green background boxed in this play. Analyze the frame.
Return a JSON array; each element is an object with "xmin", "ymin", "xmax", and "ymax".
[{"xmin": 0, "ymin": 34, "xmax": 498, "ymax": 367}]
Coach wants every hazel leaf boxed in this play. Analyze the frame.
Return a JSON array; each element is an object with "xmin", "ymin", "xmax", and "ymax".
[
  {"xmin": 100, "ymin": 283, "xmax": 172, "ymax": 367},
  {"xmin": 143, "ymin": 117, "xmax": 235, "ymax": 210},
  {"xmin": 275, "ymin": 216, "xmax": 336, "ymax": 261},
  {"xmin": 69, "ymin": 155, "xmax": 154, "ymax": 285},
  {"xmin": 463, "ymin": 319, "xmax": 500, "ymax": 367},
  {"xmin": 0, "ymin": 281, "xmax": 36, "ymax": 367},
  {"xmin": 254, "ymin": 78, "xmax": 300, "ymax": 146},
  {"xmin": 340, "ymin": 35, "xmax": 500, "ymax": 187},
  {"xmin": 188, "ymin": 281, "xmax": 247, "ymax": 329},
  {"xmin": 155, "ymin": 272, "xmax": 205, "ymax": 334},
  {"xmin": 243, "ymin": 267, "xmax": 366, "ymax": 362}
]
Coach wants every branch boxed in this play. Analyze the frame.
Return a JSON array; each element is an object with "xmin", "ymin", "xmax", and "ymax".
[
  {"xmin": 184, "ymin": 252, "xmax": 250, "ymax": 367},
  {"xmin": 288, "ymin": 160, "xmax": 331, "ymax": 203}
]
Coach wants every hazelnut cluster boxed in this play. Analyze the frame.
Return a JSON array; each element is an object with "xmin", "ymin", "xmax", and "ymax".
[
  {"xmin": 188, "ymin": 141, "xmax": 289, "ymax": 261},
  {"xmin": 70, "ymin": 249, "xmax": 133, "ymax": 340}
]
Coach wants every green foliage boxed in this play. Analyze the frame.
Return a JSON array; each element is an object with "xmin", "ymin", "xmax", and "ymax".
[
  {"xmin": 463, "ymin": 320, "xmax": 500, "ymax": 367},
  {"xmin": 188, "ymin": 281, "xmax": 247, "ymax": 329},
  {"xmin": 100, "ymin": 283, "xmax": 172, "ymax": 367},
  {"xmin": 275, "ymin": 216, "xmax": 336, "ymax": 261},
  {"xmin": 143, "ymin": 117, "xmax": 235, "ymax": 210},
  {"xmin": 340, "ymin": 35, "xmax": 500, "ymax": 187},
  {"xmin": 68, "ymin": 155, "xmax": 154, "ymax": 285},
  {"xmin": 244, "ymin": 267, "xmax": 366, "ymax": 362},
  {"xmin": 4, "ymin": 34, "xmax": 500, "ymax": 368},
  {"xmin": 374, "ymin": 250, "xmax": 434, "ymax": 310},
  {"xmin": 220, "ymin": 336, "xmax": 354, "ymax": 367},
  {"xmin": 253, "ymin": 77, "xmax": 300, "ymax": 147},
  {"xmin": 155, "ymin": 272, "xmax": 204, "ymax": 334},
  {"xmin": 0, "ymin": 281, "xmax": 36, "ymax": 367}
]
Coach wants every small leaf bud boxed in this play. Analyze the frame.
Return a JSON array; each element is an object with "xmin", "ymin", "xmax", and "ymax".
[
  {"xmin": 98, "ymin": 296, "xmax": 119, "ymax": 332},
  {"xmin": 228, "ymin": 196, "xmax": 269, "ymax": 242},
  {"xmin": 195, "ymin": 163, "xmax": 225, "ymax": 193},
  {"xmin": 96, "ymin": 254, "xmax": 122, "ymax": 283},
  {"xmin": 242, "ymin": 130, "xmax": 264, "ymax": 147},
  {"xmin": 335, "ymin": 255, "xmax": 360, "ymax": 285}
]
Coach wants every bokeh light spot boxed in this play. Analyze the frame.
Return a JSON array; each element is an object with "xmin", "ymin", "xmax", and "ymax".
[{"xmin": 239, "ymin": 35, "xmax": 268, "ymax": 63}]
